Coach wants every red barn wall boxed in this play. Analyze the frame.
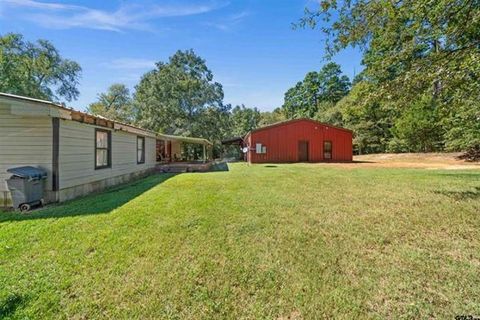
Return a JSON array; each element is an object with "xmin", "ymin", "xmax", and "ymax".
[{"xmin": 246, "ymin": 119, "xmax": 352, "ymax": 163}]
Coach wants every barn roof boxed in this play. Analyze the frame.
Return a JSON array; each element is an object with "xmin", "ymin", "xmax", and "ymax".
[{"xmin": 246, "ymin": 118, "xmax": 353, "ymax": 137}]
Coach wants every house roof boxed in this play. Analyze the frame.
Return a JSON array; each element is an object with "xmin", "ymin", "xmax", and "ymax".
[
  {"xmin": 0, "ymin": 92, "xmax": 62, "ymax": 107},
  {"xmin": 0, "ymin": 92, "xmax": 212, "ymax": 145},
  {"xmin": 245, "ymin": 118, "xmax": 353, "ymax": 137}
]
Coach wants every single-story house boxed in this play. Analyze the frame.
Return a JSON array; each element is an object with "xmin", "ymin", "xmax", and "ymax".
[
  {"xmin": 224, "ymin": 118, "xmax": 353, "ymax": 163},
  {"xmin": 0, "ymin": 92, "xmax": 212, "ymax": 208}
]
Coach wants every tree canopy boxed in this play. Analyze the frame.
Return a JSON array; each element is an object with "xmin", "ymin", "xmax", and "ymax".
[
  {"xmin": 282, "ymin": 62, "xmax": 350, "ymax": 118},
  {"xmin": 229, "ymin": 105, "xmax": 261, "ymax": 137},
  {"xmin": 135, "ymin": 49, "xmax": 225, "ymax": 138},
  {"xmin": 259, "ymin": 108, "xmax": 286, "ymax": 127},
  {"xmin": 134, "ymin": 50, "xmax": 230, "ymax": 157},
  {"xmin": 86, "ymin": 84, "xmax": 136, "ymax": 123},
  {"xmin": 298, "ymin": 0, "xmax": 479, "ymax": 104},
  {"xmin": 0, "ymin": 33, "xmax": 81, "ymax": 102}
]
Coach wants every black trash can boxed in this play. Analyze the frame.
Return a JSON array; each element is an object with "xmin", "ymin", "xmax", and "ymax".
[{"xmin": 6, "ymin": 166, "xmax": 48, "ymax": 211}]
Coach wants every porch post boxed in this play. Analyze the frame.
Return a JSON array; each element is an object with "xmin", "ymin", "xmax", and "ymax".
[{"xmin": 203, "ymin": 144, "xmax": 206, "ymax": 163}]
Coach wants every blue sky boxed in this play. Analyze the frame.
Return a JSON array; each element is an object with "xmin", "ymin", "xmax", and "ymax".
[{"xmin": 0, "ymin": 0, "xmax": 363, "ymax": 111}]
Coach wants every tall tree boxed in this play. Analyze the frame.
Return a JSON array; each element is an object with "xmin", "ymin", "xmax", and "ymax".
[
  {"xmin": 282, "ymin": 62, "xmax": 350, "ymax": 118},
  {"xmin": 135, "ymin": 49, "xmax": 230, "ymax": 158},
  {"xmin": 390, "ymin": 96, "xmax": 444, "ymax": 152},
  {"xmin": 443, "ymin": 97, "xmax": 480, "ymax": 151},
  {"xmin": 0, "ymin": 33, "xmax": 81, "ymax": 102},
  {"xmin": 314, "ymin": 101, "xmax": 343, "ymax": 127},
  {"xmin": 230, "ymin": 104, "xmax": 261, "ymax": 137},
  {"xmin": 87, "ymin": 84, "xmax": 136, "ymax": 123},
  {"xmin": 195, "ymin": 103, "xmax": 232, "ymax": 157},
  {"xmin": 135, "ymin": 49, "xmax": 224, "ymax": 138},
  {"xmin": 282, "ymin": 81, "xmax": 311, "ymax": 118},
  {"xmin": 338, "ymin": 81, "xmax": 395, "ymax": 154},
  {"xmin": 316, "ymin": 62, "xmax": 351, "ymax": 103}
]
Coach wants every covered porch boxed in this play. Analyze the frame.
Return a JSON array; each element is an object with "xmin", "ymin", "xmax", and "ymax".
[{"xmin": 156, "ymin": 134, "xmax": 214, "ymax": 172}]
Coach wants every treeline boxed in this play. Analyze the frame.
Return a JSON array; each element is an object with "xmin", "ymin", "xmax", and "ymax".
[
  {"xmin": 0, "ymin": 33, "xmax": 279, "ymax": 157},
  {"xmin": 278, "ymin": 62, "xmax": 471, "ymax": 155},
  {"xmin": 85, "ymin": 49, "xmax": 286, "ymax": 157},
  {"xmin": 293, "ymin": 0, "xmax": 479, "ymax": 156}
]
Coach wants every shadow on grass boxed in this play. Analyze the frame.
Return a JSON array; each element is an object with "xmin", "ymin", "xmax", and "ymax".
[
  {"xmin": 209, "ymin": 162, "xmax": 229, "ymax": 172},
  {"xmin": 0, "ymin": 173, "xmax": 176, "ymax": 223},
  {"xmin": 435, "ymin": 186, "xmax": 480, "ymax": 201},
  {"xmin": 351, "ymin": 160, "xmax": 376, "ymax": 164},
  {"xmin": 0, "ymin": 294, "xmax": 27, "ymax": 318},
  {"xmin": 264, "ymin": 165, "xmax": 278, "ymax": 168}
]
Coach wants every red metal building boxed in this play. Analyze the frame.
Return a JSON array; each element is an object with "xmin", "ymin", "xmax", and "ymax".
[{"xmin": 244, "ymin": 119, "xmax": 353, "ymax": 163}]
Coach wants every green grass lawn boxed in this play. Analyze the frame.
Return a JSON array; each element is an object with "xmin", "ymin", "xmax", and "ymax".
[{"xmin": 1, "ymin": 163, "xmax": 479, "ymax": 319}]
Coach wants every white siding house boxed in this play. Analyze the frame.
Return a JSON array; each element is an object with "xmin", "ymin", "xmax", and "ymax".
[
  {"xmin": 57, "ymin": 119, "xmax": 157, "ymax": 202},
  {"xmin": 0, "ymin": 93, "xmax": 162, "ymax": 207},
  {"xmin": 0, "ymin": 98, "xmax": 54, "ymax": 206}
]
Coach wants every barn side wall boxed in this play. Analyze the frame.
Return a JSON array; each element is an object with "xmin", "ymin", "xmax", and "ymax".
[{"xmin": 247, "ymin": 120, "xmax": 353, "ymax": 163}]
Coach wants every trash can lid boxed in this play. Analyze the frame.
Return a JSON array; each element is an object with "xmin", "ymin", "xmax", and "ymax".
[{"xmin": 7, "ymin": 166, "xmax": 48, "ymax": 180}]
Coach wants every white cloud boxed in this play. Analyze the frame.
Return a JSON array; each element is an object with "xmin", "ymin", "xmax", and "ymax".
[
  {"xmin": 147, "ymin": 3, "xmax": 225, "ymax": 17},
  {"xmin": 205, "ymin": 10, "xmax": 250, "ymax": 31},
  {"xmin": 2, "ymin": 0, "xmax": 82, "ymax": 10},
  {"xmin": 1, "ymin": 0, "xmax": 228, "ymax": 32}
]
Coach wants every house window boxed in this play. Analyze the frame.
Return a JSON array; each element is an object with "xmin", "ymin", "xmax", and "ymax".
[
  {"xmin": 95, "ymin": 129, "xmax": 111, "ymax": 169},
  {"xmin": 324, "ymin": 141, "xmax": 332, "ymax": 159},
  {"xmin": 137, "ymin": 136, "xmax": 145, "ymax": 164}
]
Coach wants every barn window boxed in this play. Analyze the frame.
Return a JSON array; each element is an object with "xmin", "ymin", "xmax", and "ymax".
[
  {"xmin": 324, "ymin": 141, "xmax": 332, "ymax": 159},
  {"xmin": 256, "ymin": 143, "xmax": 266, "ymax": 154},
  {"xmin": 95, "ymin": 129, "xmax": 111, "ymax": 169},
  {"xmin": 137, "ymin": 136, "xmax": 145, "ymax": 164}
]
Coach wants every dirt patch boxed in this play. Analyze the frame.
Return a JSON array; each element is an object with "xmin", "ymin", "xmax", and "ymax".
[
  {"xmin": 277, "ymin": 311, "xmax": 302, "ymax": 320},
  {"xmin": 317, "ymin": 153, "xmax": 480, "ymax": 170}
]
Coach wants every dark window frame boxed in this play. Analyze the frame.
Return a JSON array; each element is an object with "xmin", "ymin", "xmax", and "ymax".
[
  {"xmin": 95, "ymin": 128, "xmax": 112, "ymax": 170},
  {"xmin": 137, "ymin": 136, "xmax": 145, "ymax": 164},
  {"xmin": 324, "ymin": 140, "xmax": 332, "ymax": 160}
]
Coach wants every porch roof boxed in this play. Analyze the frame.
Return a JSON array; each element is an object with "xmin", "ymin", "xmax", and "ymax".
[
  {"xmin": 221, "ymin": 136, "xmax": 244, "ymax": 145},
  {"xmin": 157, "ymin": 133, "xmax": 213, "ymax": 146}
]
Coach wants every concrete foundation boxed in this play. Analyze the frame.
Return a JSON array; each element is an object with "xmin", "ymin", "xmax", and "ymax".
[
  {"xmin": 57, "ymin": 168, "xmax": 155, "ymax": 203},
  {"xmin": 1, "ymin": 168, "xmax": 155, "ymax": 208},
  {"xmin": 156, "ymin": 161, "xmax": 213, "ymax": 173},
  {"xmin": 1, "ymin": 191, "xmax": 12, "ymax": 208}
]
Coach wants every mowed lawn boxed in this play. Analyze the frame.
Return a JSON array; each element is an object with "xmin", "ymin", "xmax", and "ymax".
[{"xmin": 1, "ymin": 163, "xmax": 479, "ymax": 319}]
